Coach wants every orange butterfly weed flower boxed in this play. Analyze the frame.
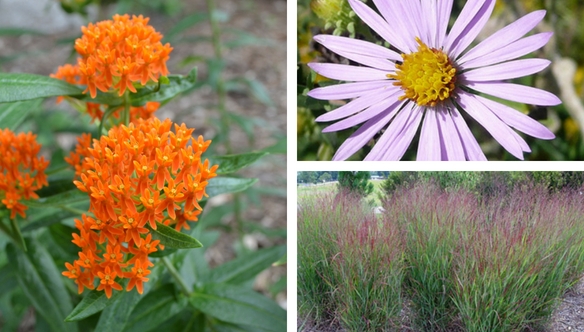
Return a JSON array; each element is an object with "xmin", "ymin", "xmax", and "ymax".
[
  {"xmin": 0, "ymin": 129, "xmax": 49, "ymax": 219},
  {"xmin": 62, "ymin": 118, "xmax": 218, "ymax": 297},
  {"xmin": 51, "ymin": 14, "xmax": 170, "ymax": 123},
  {"xmin": 53, "ymin": 14, "xmax": 172, "ymax": 98}
]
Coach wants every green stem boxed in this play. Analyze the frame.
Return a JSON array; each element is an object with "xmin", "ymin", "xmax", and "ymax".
[
  {"xmin": 9, "ymin": 216, "xmax": 27, "ymax": 251},
  {"xmin": 123, "ymin": 90, "xmax": 131, "ymax": 126},
  {"xmin": 206, "ymin": 0, "xmax": 231, "ymax": 154},
  {"xmin": 0, "ymin": 214, "xmax": 11, "ymax": 235},
  {"xmin": 161, "ymin": 257, "xmax": 191, "ymax": 296}
]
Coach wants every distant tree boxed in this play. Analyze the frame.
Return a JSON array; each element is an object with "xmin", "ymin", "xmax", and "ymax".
[
  {"xmin": 318, "ymin": 172, "xmax": 331, "ymax": 183},
  {"xmin": 337, "ymin": 171, "xmax": 374, "ymax": 197},
  {"xmin": 298, "ymin": 172, "xmax": 318, "ymax": 184}
]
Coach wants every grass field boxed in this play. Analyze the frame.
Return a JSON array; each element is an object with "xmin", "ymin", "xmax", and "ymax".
[
  {"xmin": 298, "ymin": 180, "xmax": 385, "ymax": 206},
  {"xmin": 298, "ymin": 181, "xmax": 584, "ymax": 332}
]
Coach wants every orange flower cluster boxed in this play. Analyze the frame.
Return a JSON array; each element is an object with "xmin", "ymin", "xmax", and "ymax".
[
  {"xmin": 85, "ymin": 101, "xmax": 160, "ymax": 123},
  {"xmin": 62, "ymin": 118, "xmax": 218, "ymax": 297},
  {"xmin": 53, "ymin": 14, "xmax": 172, "ymax": 99},
  {"xmin": 0, "ymin": 129, "xmax": 48, "ymax": 219}
]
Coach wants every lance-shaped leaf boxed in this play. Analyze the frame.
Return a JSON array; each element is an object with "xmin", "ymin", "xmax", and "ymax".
[
  {"xmin": 123, "ymin": 284, "xmax": 187, "ymax": 332},
  {"xmin": 149, "ymin": 222, "xmax": 203, "ymax": 249},
  {"xmin": 95, "ymin": 288, "xmax": 141, "ymax": 332},
  {"xmin": 209, "ymin": 152, "xmax": 268, "ymax": 175},
  {"xmin": 203, "ymin": 245, "xmax": 286, "ymax": 284},
  {"xmin": 205, "ymin": 177, "xmax": 257, "ymax": 198},
  {"xmin": 25, "ymin": 189, "xmax": 89, "ymax": 208},
  {"xmin": 0, "ymin": 73, "xmax": 83, "ymax": 102},
  {"xmin": 0, "ymin": 99, "xmax": 41, "ymax": 130},
  {"xmin": 65, "ymin": 288, "xmax": 125, "ymax": 321},
  {"xmin": 190, "ymin": 284, "xmax": 286, "ymax": 332},
  {"xmin": 7, "ymin": 239, "xmax": 77, "ymax": 332},
  {"xmin": 129, "ymin": 68, "xmax": 198, "ymax": 106}
]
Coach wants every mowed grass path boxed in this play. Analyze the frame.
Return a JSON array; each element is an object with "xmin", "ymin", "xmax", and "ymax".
[{"xmin": 298, "ymin": 180, "xmax": 385, "ymax": 206}]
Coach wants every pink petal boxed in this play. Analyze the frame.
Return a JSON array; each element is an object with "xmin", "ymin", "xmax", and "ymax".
[
  {"xmin": 350, "ymin": 0, "xmax": 413, "ymax": 53},
  {"xmin": 364, "ymin": 103, "xmax": 416, "ymax": 160},
  {"xmin": 465, "ymin": 81, "xmax": 561, "ymax": 106},
  {"xmin": 460, "ymin": 32, "xmax": 553, "ymax": 70},
  {"xmin": 308, "ymin": 81, "xmax": 393, "ymax": 100},
  {"xmin": 473, "ymin": 94, "xmax": 555, "ymax": 139},
  {"xmin": 450, "ymin": 106, "xmax": 488, "ymax": 161},
  {"xmin": 379, "ymin": 105, "xmax": 424, "ymax": 160},
  {"xmin": 461, "ymin": 58, "xmax": 550, "ymax": 82},
  {"xmin": 447, "ymin": 0, "xmax": 496, "ymax": 59},
  {"xmin": 307, "ymin": 63, "xmax": 390, "ymax": 82},
  {"xmin": 443, "ymin": 0, "xmax": 486, "ymax": 52},
  {"xmin": 314, "ymin": 35, "xmax": 402, "ymax": 62},
  {"xmin": 322, "ymin": 89, "xmax": 402, "ymax": 132},
  {"xmin": 436, "ymin": 0, "xmax": 454, "ymax": 48},
  {"xmin": 417, "ymin": 109, "xmax": 441, "ymax": 160},
  {"xmin": 365, "ymin": 103, "xmax": 423, "ymax": 161},
  {"xmin": 436, "ymin": 106, "xmax": 466, "ymax": 160},
  {"xmin": 458, "ymin": 10, "xmax": 547, "ymax": 65},
  {"xmin": 421, "ymin": 0, "xmax": 439, "ymax": 48},
  {"xmin": 457, "ymin": 91, "xmax": 524, "ymax": 159},
  {"xmin": 316, "ymin": 87, "xmax": 400, "ymax": 122},
  {"xmin": 332, "ymin": 105, "xmax": 401, "ymax": 161}
]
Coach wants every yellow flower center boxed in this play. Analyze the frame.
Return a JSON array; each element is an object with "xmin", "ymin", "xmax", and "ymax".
[
  {"xmin": 128, "ymin": 218, "xmax": 134, "ymax": 224},
  {"xmin": 389, "ymin": 38, "xmax": 457, "ymax": 107}
]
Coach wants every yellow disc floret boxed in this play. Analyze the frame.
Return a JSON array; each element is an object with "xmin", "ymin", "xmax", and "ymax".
[{"xmin": 389, "ymin": 38, "xmax": 457, "ymax": 107}]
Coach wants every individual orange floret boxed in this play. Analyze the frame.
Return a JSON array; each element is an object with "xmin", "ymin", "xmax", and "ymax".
[
  {"xmin": 53, "ymin": 14, "xmax": 172, "ymax": 99},
  {"xmin": 0, "ymin": 129, "xmax": 48, "ymax": 219},
  {"xmin": 63, "ymin": 117, "xmax": 217, "ymax": 297}
]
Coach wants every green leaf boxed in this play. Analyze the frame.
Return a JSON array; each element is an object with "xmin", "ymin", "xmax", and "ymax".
[
  {"xmin": 6, "ymin": 239, "xmax": 77, "ymax": 332},
  {"xmin": 148, "ymin": 248, "xmax": 178, "ymax": 258},
  {"xmin": 123, "ymin": 284, "xmax": 187, "ymax": 332},
  {"xmin": 165, "ymin": 13, "xmax": 208, "ymax": 42},
  {"xmin": 190, "ymin": 284, "xmax": 286, "ymax": 332},
  {"xmin": 0, "ymin": 264, "xmax": 17, "ymax": 297},
  {"xmin": 0, "ymin": 73, "xmax": 83, "ymax": 103},
  {"xmin": 0, "ymin": 99, "xmax": 41, "ymax": 130},
  {"xmin": 262, "ymin": 136, "xmax": 286, "ymax": 154},
  {"xmin": 36, "ymin": 178, "xmax": 77, "ymax": 198},
  {"xmin": 25, "ymin": 189, "xmax": 89, "ymax": 208},
  {"xmin": 95, "ymin": 288, "xmax": 141, "ymax": 332},
  {"xmin": 149, "ymin": 222, "xmax": 203, "ymax": 249},
  {"xmin": 129, "ymin": 68, "xmax": 198, "ymax": 106},
  {"xmin": 206, "ymin": 177, "xmax": 258, "ymax": 198},
  {"xmin": 21, "ymin": 202, "xmax": 88, "ymax": 232},
  {"xmin": 49, "ymin": 223, "xmax": 79, "ymax": 257},
  {"xmin": 204, "ymin": 245, "xmax": 286, "ymax": 284},
  {"xmin": 0, "ymin": 28, "xmax": 45, "ymax": 36},
  {"xmin": 65, "ymin": 284, "xmax": 124, "ymax": 321},
  {"xmin": 209, "ymin": 152, "xmax": 268, "ymax": 175}
]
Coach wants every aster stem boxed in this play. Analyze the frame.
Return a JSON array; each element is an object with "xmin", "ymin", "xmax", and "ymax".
[
  {"xmin": 206, "ymin": 0, "xmax": 232, "ymax": 154},
  {"xmin": 161, "ymin": 256, "xmax": 191, "ymax": 296}
]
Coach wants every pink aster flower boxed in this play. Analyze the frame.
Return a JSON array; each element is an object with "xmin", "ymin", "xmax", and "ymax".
[{"xmin": 307, "ymin": 0, "xmax": 561, "ymax": 161}]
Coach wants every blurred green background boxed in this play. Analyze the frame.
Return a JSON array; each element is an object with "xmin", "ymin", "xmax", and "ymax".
[{"xmin": 297, "ymin": 0, "xmax": 584, "ymax": 160}]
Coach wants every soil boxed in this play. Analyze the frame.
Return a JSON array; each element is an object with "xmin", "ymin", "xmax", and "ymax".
[
  {"xmin": 0, "ymin": 0, "xmax": 287, "ymax": 314},
  {"xmin": 298, "ymin": 278, "xmax": 584, "ymax": 332}
]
